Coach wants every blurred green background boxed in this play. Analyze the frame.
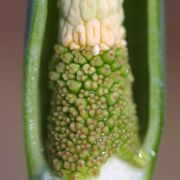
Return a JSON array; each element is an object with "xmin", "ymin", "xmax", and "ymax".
[{"xmin": 0, "ymin": 0, "xmax": 179, "ymax": 179}]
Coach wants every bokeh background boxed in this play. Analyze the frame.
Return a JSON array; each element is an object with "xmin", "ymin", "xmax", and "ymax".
[{"xmin": 0, "ymin": 0, "xmax": 179, "ymax": 179}]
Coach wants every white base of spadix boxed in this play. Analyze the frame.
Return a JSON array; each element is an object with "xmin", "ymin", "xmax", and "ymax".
[
  {"xmin": 41, "ymin": 156, "xmax": 144, "ymax": 180},
  {"xmin": 87, "ymin": 156, "xmax": 143, "ymax": 180}
]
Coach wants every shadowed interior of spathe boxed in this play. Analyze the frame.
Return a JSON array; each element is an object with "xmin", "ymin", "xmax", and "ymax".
[{"xmin": 124, "ymin": 0, "xmax": 149, "ymax": 141}]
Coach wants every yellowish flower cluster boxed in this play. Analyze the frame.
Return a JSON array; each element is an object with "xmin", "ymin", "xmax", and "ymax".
[{"xmin": 58, "ymin": 0, "xmax": 126, "ymax": 50}]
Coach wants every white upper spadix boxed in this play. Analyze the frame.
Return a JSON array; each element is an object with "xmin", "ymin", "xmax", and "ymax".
[{"xmin": 58, "ymin": 0, "xmax": 126, "ymax": 50}]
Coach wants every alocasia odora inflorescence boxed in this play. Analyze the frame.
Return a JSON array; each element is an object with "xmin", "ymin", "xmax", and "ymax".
[{"xmin": 24, "ymin": 0, "xmax": 165, "ymax": 180}]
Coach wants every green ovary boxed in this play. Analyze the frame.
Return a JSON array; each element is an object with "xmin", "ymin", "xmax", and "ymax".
[{"xmin": 47, "ymin": 45, "xmax": 141, "ymax": 179}]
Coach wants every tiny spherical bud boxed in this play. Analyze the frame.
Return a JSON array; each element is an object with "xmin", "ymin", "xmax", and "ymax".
[
  {"xmin": 79, "ymin": 150, "xmax": 89, "ymax": 159},
  {"xmin": 101, "ymin": 50, "xmax": 116, "ymax": 64},
  {"xmin": 67, "ymin": 80, "xmax": 82, "ymax": 93},
  {"xmin": 111, "ymin": 57, "xmax": 123, "ymax": 71},
  {"xmin": 68, "ymin": 63, "xmax": 80, "ymax": 74},
  {"xmin": 76, "ymin": 145, "xmax": 81, "ymax": 152},
  {"xmin": 90, "ymin": 56, "xmax": 103, "ymax": 67},
  {"xmin": 66, "ymin": 94, "xmax": 77, "ymax": 104},
  {"xmin": 84, "ymin": 91, "xmax": 90, "ymax": 97},
  {"xmin": 77, "ymin": 160, "xmax": 85, "ymax": 167},
  {"xmin": 90, "ymin": 166, "xmax": 100, "ymax": 176},
  {"xmin": 80, "ymin": 110, "xmax": 89, "ymax": 119},
  {"xmin": 76, "ymin": 116, "xmax": 84, "ymax": 122},
  {"xmin": 86, "ymin": 118, "xmax": 93, "ymax": 125},
  {"xmin": 70, "ymin": 122, "xmax": 76, "ymax": 132},
  {"xmin": 67, "ymin": 141, "xmax": 73, "ymax": 147},
  {"xmin": 107, "ymin": 92, "xmax": 120, "ymax": 105},
  {"xmin": 62, "ymin": 106, "xmax": 69, "ymax": 112},
  {"xmin": 91, "ymin": 73, "xmax": 99, "ymax": 81},
  {"xmin": 98, "ymin": 64, "xmax": 112, "ymax": 76},
  {"xmin": 61, "ymin": 144, "xmax": 66, "ymax": 149},
  {"xmin": 56, "ymin": 62, "xmax": 66, "ymax": 73},
  {"xmin": 88, "ymin": 135, "xmax": 96, "ymax": 143},
  {"xmin": 61, "ymin": 53, "xmax": 73, "ymax": 64},
  {"xmin": 49, "ymin": 71, "xmax": 59, "ymax": 81},
  {"xmin": 54, "ymin": 44, "xmax": 68, "ymax": 54},
  {"xmin": 91, "ymin": 82, "xmax": 98, "ymax": 90},
  {"xmin": 64, "ymin": 161, "xmax": 71, "ymax": 169},
  {"xmin": 89, "ymin": 109, "xmax": 96, "ymax": 117},
  {"xmin": 82, "ymin": 47, "xmax": 93, "ymax": 60},
  {"xmin": 81, "ymin": 127, "xmax": 89, "ymax": 134},
  {"xmin": 76, "ymin": 70, "xmax": 88, "ymax": 81},
  {"xmin": 62, "ymin": 73, "xmax": 69, "ymax": 81},
  {"xmin": 76, "ymin": 122, "xmax": 83, "ymax": 130},
  {"xmin": 83, "ymin": 64, "xmax": 95, "ymax": 75},
  {"xmin": 110, "ymin": 71, "xmax": 121, "ymax": 83},
  {"xmin": 84, "ymin": 80, "xmax": 92, "ymax": 90},
  {"xmin": 74, "ymin": 53, "xmax": 87, "ymax": 64},
  {"xmin": 71, "ymin": 163, "xmax": 76, "ymax": 171}
]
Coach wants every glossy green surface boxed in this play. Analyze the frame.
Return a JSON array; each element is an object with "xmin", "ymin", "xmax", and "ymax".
[{"xmin": 24, "ymin": 0, "xmax": 165, "ymax": 179}]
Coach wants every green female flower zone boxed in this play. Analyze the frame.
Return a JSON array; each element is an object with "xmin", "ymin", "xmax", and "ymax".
[
  {"xmin": 24, "ymin": 0, "xmax": 164, "ymax": 180},
  {"xmin": 47, "ymin": 45, "xmax": 147, "ymax": 179}
]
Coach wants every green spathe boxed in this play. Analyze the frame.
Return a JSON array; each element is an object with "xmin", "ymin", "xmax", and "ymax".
[{"xmin": 24, "ymin": 0, "xmax": 165, "ymax": 180}]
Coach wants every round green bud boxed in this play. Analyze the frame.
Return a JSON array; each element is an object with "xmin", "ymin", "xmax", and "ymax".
[
  {"xmin": 55, "ymin": 62, "xmax": 66, "ymax": 73},
  {"xmin": 91, "ymin": 73, "xmax": 98, "ymax": 81},
  {"xmin": 88, "ymin": 135, "xmax": 96, "ymax": 143},
  {"xmin": 120, "ymin": 66, "xmax": 129, "ymax": 78},
  {"xmin": 70, "ymin": 122, "xmax": 76, "ymax": 132},
  {"xmin": 67, "ymin": 63, "xmax": 80, "ymax": 74},
  {"xmin": 79, "ymin": 150, "xmax": 89, "ymax": 159},
  {"xmin": 102, "ymin": 78, "xmax": 114, "ymax": 89},
  {"xmin": 101, "ymin": 50, "xmax": 116, "ymax": 64},
  {"xmin": 107, "ymin": 92, "xmax": 120, "ymax": 105},
  {"xmin": 77, "ymin": 160, "xmax": 85, "ymax": 168},
  {"xmin": 64, "ymin": 162, "xmax": 71, "ymax": 169},
  {"xmin": 71, "ymin": 163, "xmax": 76, "ymax": 171},
  {"xmin": 54, "ymin": 44, "xmax": 68, "ymax": 54},
  {"xmin": 74, "ymin": 53, "xmax": 87, "ymax": 64},
  {"xmin": 82, "ymin": 47, "xmax": 93, "ymax": 60},
  {"xmin": 98, "ymin": 65, "xmax": 112, "ymax": 76},
  {"xmin": 61, "ymin": 53, "xmax": 73, "ymax": 64},
  {"xmin": 76, "ymin": 98, "xmax": 87, "ymax": 107},
  {"xmin": 83, "ymin": 64, "xmax": 96, "ymax": 75},
  {"xmin": 76, "ymin": 71, "xmax": 88, "ymax": 81},
  {"xmin": 66, "ymin": 94, "xmax": 77, "ymax": 104},
  {"xmin": 80, "ymin": 110, "xmax": 89, "ymax": 119},
  {"xmin": 49, "ymin": 71, "xmax": 59, "ymax": 81},
  {"xmin": 76, "ymin": 116, "xmax": 84, "ymax": 122},
  {"xmin": 84, "ymin": 80, "xmax": 91, "ymax": 90},
  {"xmin": 115, "ymin": 48, "xmax": 122, "ymax": 57},
  {"xmin": 67, "ymin": 80, "xmax": 82, "ymax": 93},
  {"xmin": 90, "ymin": 56, "xmax": 104, "ymax": 67},
  {"xmin": 111, "ymin": 57, "xmax": 123, "ymax": 71},
  {"xmin": 52, "ymin": 159, "xmax": 62, "ymax": 171},
  {"xmin": 110, "ymin": 71, "xmax": 121, "ymax": 83},
  {"xmin": 69, "ymin": 107, "xmax": 78, "ymax": 117},
  {"xmin": 89, "ymin": 166, "xmax": 99, "ymax": 176}
]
